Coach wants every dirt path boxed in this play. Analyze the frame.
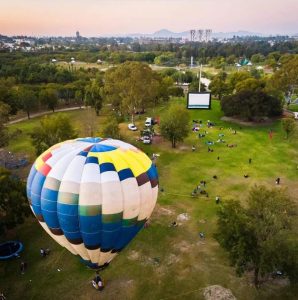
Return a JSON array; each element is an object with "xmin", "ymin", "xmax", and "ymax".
[{"xmin": 8, "ymin": 106, "xmax": 85, "ymax": 125}]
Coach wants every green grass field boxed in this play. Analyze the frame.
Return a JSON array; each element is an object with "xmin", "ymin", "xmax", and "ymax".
[
  {"xmin": 1, "ymin": 100, "xmax": 298, "ymax": 300},
  {"xmin": 288, "ymin": 104, "xmax": 298, "ymax": 112}
]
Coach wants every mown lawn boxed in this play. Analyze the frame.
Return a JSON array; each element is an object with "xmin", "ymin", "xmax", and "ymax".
[
  {"xmin": 288, "ymin": 104, "xmax": 298, "ymax": 112},
  {"xmin": 1, "ymin": 99, "xmax": 298, "ymax": 300}
]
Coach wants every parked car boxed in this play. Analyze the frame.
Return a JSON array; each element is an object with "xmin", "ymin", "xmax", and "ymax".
[
  {"xmin": 145, "ymin": 117, "xmax": 152, "ymax": 127},
  {"xmin": 143, "ymin": 136, "xmax": 151, "ymax": 144},
  {"xmin": 128, "ymin": 123, "xmax": 137, "ymax": 131}
]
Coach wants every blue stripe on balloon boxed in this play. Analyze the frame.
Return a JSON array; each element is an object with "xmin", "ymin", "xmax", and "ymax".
[
  {"xmin": 41, "ymin": 196, "xmax": 58, "ymax": 212},
  {"xmin": 26, "ymin": 165, "xmax": 37, "ymax": 197},
  {"xmin": 80, "ymin": 215, "xmax": 102, "ymax": 234},
  {"xmin": 41, "ymin": 188, "xmax": 61, "ymax": 229},
  {"xmin": 57, "ymin": 203, "xmax": 78, "ymax": 216},
  {"xmin": 100, "ymin": 162, "xmax": 116, "ymax": 173},
  {"xmin": 147, "ymin": 164, "xmax": 158, "ymax": 180},
  {"xmin": 42, "ymin": 188, "xmax": 59, "ymax": 204},
  {"xmin": 113, "ymin": 225, "xmax": 140, "ymax": 250},
  {"xmin": 77, "ymin": 137, "xmax": 101, "ymax": 143},
  {"xmin": 78, "ymin": 151, "xmax": 89, "ymax": 157},
  {"xmin": 58, "ymin": 213, "xmax": 80, "ymax": 233},
  {"xmin": 118, "ymin": 168, "xmax": 134, "ymax": 181},
  {"xmin": 90, "ymin": 144, "xmax": 116, "ymax": 153},
  {"xmin": 30, "ymin": 172, "xmax": 46, "ymax": 215},
  {"xmin": 85, "ymin": 156, "xmax": 99, "ymax": 164},
  {"xmin": 62, "ymin": 230, "xmax": 82, "ymax": 241},
  {"xmin": 43, "ymin": 211, "xmax": 60, "ymax": 229},
  {"xmin": 102, "ymin": 222, "xmax": 122, "ymax": 231},
  {"xmin": 81, "ymin": 232, "xmax": 101, "ymax": 248},
  {"xmin": 31, "ymin": 172, "xmax": 46, "ymax": 197},
  {"xmin": 101, "ymin": 228, "xmax": 121, "ymax": 250},
  {"xmin": 57, "ymin": 202, "xmax": 81, "ymax": 240}
]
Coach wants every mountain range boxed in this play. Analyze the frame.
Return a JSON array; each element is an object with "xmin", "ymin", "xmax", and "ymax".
[{"xmin": 127, "ymin": 29, "xmax": 264, "ymax": 39}]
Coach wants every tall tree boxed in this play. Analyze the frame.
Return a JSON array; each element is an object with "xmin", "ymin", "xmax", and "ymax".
[
  {"xmin": 0, "ymin": 101, "xmax": 10, "ymax": 147},
  {"xmin": 104, "ymin": 62, "xmax": 159, "ymax": 122},
  {"xmin": 17, "ymin": 87, "xmax": 38, "ymax": 119},
  {"xmin": 31, "ymin": 114, "xmax": 78, "ymax": 155},
  {"xmin": 271, "ymin": 55, "xmax": 298, "ymax": 92},
  {"xmin": 39, "ymin": 88, "xmax": 59, "ymax": 112},
  {"xmin": 102, "ymin": 117, "xmax": 120, "ymax": 139},
  {"xmin": 209, "ymin": 71, "xmax": 229, "ymax": 100},
  {"xmin": 85, "ymin": 81, "xmax": 103, "ymax": 116},
  {"xmin": 160, "ymin": 103, "xmax": 190, "ymax": 148},
  {"xmin": 0, "ymin": 167, "xmax": 30, "ymax": 235},
  {"xmin": 215, "ymin": 186, "xmax": 297, "ymax": 287}
]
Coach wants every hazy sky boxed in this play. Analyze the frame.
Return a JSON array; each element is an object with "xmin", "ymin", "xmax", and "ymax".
[{"xmin": 1, "ymin": 0, "xmax": 298, "ymax": 36}]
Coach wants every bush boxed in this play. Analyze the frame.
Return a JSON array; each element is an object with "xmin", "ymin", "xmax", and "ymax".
[{"xmin": 221, "ymin": 90, "xmax": 282, "ymax": 121}]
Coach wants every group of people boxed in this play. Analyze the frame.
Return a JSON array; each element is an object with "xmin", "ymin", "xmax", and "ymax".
[
  {"xmin": 40, "ymin": 248, "xmax": 50, "ymax": 258},
  {"xmin": 92, "ymin": 271, "xmax": 104, "ymax": 291},
  {"xmin": 18, "ymin": 247, "xmax": 50, "ymax": 275},
  {"xmin": 191, "ymin": 180, "xmax": 209, "ymax": 198}
]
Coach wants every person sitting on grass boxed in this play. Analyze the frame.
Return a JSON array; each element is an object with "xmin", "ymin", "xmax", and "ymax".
[
  {"xmin": 170, "ymin": 221, "xmax": 178, "ymax": 227},
  {"xmin": 40, "ymin": 248, "xmax": 46, "ymax": 257}
]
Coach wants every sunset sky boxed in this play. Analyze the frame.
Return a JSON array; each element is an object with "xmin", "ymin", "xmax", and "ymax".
[{"xmin": 1, "ymin": 0, "xmax": 298, "ymax": 36}]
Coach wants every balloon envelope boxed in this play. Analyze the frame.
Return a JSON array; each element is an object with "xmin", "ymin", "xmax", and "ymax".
[{"xmin": 26, "ymin": 138, "xmax": 158, "ymax": 268}]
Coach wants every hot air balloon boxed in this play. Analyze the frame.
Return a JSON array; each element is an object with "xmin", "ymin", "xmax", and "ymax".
[{"xmin": 26, "ymin": 138, "xmax": 158, "ymax": 268}]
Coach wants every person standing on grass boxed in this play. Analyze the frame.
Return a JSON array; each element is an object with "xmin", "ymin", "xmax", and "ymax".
[
  {"xmin": 215, "ymin": 196, "xmax": 220, "ymax": 204},
  {"xmin": 20, "ymin": 261, "xmax": 27, "ymax": 274}
]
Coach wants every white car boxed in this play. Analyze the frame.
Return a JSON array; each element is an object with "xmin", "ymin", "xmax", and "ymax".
[
  {"xmin": 143, "ymin": 136, "xmax": 151, "ymax": 144},
  {"xmin": 145, "ymin": 117, "xmax": 152, "ymax": 127},
  {"xmin": 128, "ymin": 123, "xmax": 137, "ymax": 131}
]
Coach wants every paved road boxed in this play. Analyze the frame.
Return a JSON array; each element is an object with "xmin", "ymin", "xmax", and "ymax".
[{"xmin": 8, "ymin": 106, "xmax": 85, "ymax": 125}]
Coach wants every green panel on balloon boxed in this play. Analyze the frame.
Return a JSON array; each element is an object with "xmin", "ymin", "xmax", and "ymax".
[
  {"xmin": 58, "ymin": 192, "xmax": 79, "ymax": 204},
  {"xmin": 102, "ymin": 213, "xmax": 123, "ymax": 223},
  {"xmin": 79, "ymin": 205, "xmax": 102, "ymax": 216},
  {"xmin": 122, "ymin": 217, "xmax": 138, "ymax": 226}
]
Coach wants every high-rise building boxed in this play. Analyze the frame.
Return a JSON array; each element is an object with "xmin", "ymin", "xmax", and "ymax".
[{"xmin": 76, "ymin": 31, "xmax": 80, "ymax": 39}]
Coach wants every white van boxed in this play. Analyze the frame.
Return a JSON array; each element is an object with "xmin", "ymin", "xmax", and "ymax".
[
  {"xmin": 145, "ymin": 117, "xmax": 152, "ymax": 127},
  {"xmin": 294, "ymin": 112, "xmax": 298, "ymax": 120}
]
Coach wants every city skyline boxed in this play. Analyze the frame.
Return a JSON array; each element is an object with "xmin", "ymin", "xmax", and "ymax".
[{"xmin": 1, "ymin": 0, "xmax": 298, "ymax": 36}]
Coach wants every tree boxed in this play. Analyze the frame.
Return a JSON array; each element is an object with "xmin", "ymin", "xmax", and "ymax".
[
  {"xmin": 235, "ymin": 78, "xmax": 265, "ymax": 93},
  {"xmin": 39, "ymin": 88, "xmax": 59, "ymax": 112},
  {"xmin": 85, "ymin": 81, "xmax": 103, "ymax": 116},
  {"xmin": 226, "ymin": 71, "xmax": 252, "ymax": 93},
  {"xmin": 31, "ymin": 114, "xmax": 78, "ymax": 155},
  {"xmin": 221, "ymin": 90, "xmax": 282, "ymax": 121},
  {"xmin": 75, "ymin": 90, "xmax": 84, "ymax": 108},
  {"xmin": 0, "ymin": 101, "xmax": 10, "ymax": 147},
  {"xmin": 271, "ymin": 55, "xmax": 298, "ymax": 92},
  {"xmin": 104, "ymin": 62, "xmax": 159, "ymax": 122},
  {"xmin": 215, "ymin": 186, "xmax": 297, "ymax": 287},
  {"xmin": 160, "ymin": 103, "xmax": 190, "ymax": 148},
  {"xmin": 251, "ymin": 53, "xmax": 265, "ymax": 64},
  {"xmin": 17, "ymin": 87, "xmax": 38, "ymax": 119},
  {"xmin": 209, "ymin": 71, "xmax": 229, "ymax": 100},
  {"xmin": 102, "ymin": 117, "xmax": 120, "ymax": 139},
  {"xmin": 282, "ymin": 118, "xmax": 296, "ymax": 139},
  {"xmin": 0, "ymin": 167, "xmax": 30, "ymax": 235}
]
